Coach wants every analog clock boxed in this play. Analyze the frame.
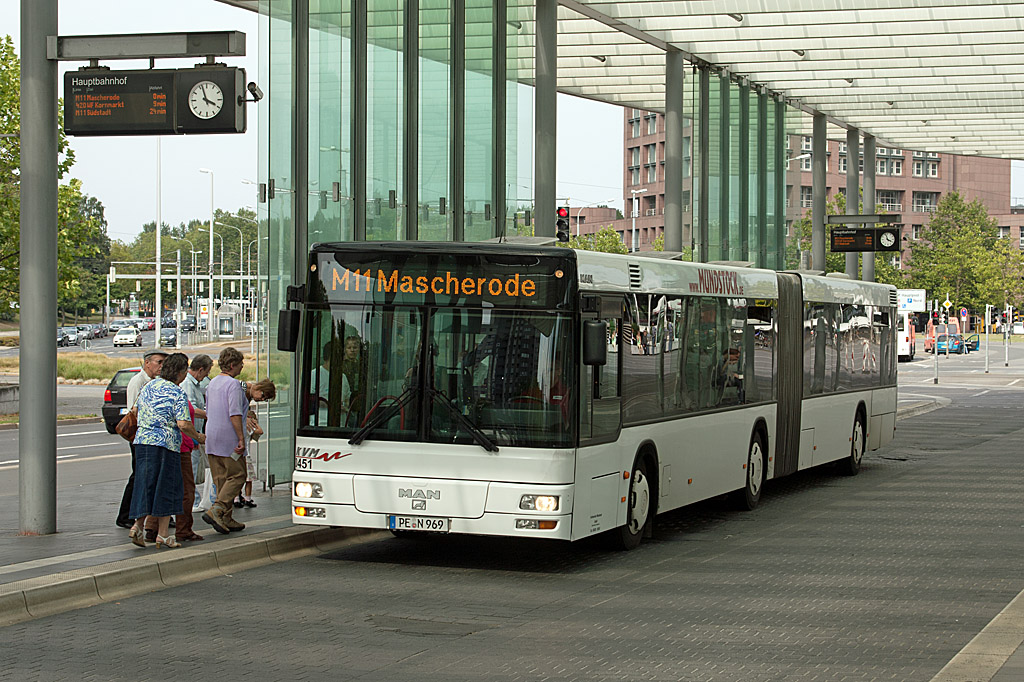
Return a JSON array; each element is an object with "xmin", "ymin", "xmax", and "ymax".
[
  {"xmin": 188, "ymin": 80, "xmax": 224, "ymax": 120},
  {"xmin": 879, "ymin": 230, "xmax": 896, "ymax": 248}
]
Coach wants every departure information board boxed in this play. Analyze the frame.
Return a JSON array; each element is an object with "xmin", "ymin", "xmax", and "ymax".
[{"xmin": 64, "ymin": 71, "xmax": 176, "ymax": 136}]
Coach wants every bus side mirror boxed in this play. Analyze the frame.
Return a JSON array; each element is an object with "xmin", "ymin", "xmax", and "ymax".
[
  {"xmin": 277, "ymin": 309, "xmax": 301, "ymax": 352},
  {"xmin": 583, "ymin": 320, "xmax": 607, "ymax": 366}
]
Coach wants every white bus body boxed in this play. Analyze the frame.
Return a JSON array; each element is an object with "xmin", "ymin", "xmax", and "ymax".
[
  {"xmin": 897, "ymin": 312, "xmax": 915, "ymax": 361},
  {"xmin": 286, "ymin": 244, "xmax": 897, "ymax": 548}
]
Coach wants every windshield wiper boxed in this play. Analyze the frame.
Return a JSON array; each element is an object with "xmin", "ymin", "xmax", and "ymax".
[
  {"xmin": 348, "ymin": 386, "xmax": 418, "ymax": 446},
  {"xmin": 426, "ymin": 386, "xmax": 499, "ymax": 452}
]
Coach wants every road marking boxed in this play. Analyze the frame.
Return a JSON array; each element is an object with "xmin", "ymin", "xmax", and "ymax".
[
  {"xmin": 0, "ymin": 513, "xmax": 291, "ymax": 576},
  {"xmin": 57, "ymin": 430, "xmax": 109, "ymax": 438},
  {"xmin": 0, "ymin": 452, "xmax": 129, "ymax": 471},
  {"xmin": 1009, "ymin": 379, "xmax": 1021, "ymax": 386},
  {"xmin": 971, "ymin": 390, "xmax": 990, "ymax": 397},
  {"xmin": 56, "ymin": 442, "xmax": 119, "ymax": 452}
]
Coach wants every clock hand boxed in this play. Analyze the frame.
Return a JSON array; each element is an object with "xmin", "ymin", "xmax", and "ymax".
[{"xmin": 201, "ymin": 84, "xmax": 215, "ymax": 107}]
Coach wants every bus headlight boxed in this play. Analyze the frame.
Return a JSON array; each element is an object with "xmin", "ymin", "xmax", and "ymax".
[
  {"xmin": 294, "ymin": 482, "xmax": 323, "ymax": 499},
  {"xmin": 519, "ymin": 494, "xmax": 559, "ymax": 512}
]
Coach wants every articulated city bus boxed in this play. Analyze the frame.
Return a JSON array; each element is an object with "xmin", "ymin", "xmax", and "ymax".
[{"xmin": 278, "ymin": 242, "xmax": 897, "ymax": 549}]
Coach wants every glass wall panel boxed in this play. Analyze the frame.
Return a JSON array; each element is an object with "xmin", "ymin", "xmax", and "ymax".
[
  {"xmin": 309, "ymin": 1, "xmax": 352, "ymax": 245},
  {"xmin": 706, "ymin": 75, "xmax": 722, "ymax": 261},
  {"xmin": 265, "ymin": 0, "xmax": 297, "ymax": 488},
  {"xmin": 748, "ymin": 91, "xmax": 760, "ymax": 265},
  {"xmin": 366, "ymin": 0, "xmax": 405, "ymax": 241},
  {"xmin": 728, "ymin": 81, "xmax": 741, "ymax": 261},
  {"xmin": 464, "ymin": 0, "xmax": 495, "ymax": 241},
  {"xmin": 419, "ymin": 0, "xmax": 451, "ymax": 240}
]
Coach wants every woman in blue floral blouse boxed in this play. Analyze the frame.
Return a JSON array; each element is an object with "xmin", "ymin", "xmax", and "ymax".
[{"xmin": 129, "ymin": 353, "xmax": 206, "ymax": 549}]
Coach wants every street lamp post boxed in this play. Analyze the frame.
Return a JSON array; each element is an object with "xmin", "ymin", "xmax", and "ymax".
[
  {"xmin": 575, "ymin": 198, "xmax": 616, "ymax": 237},
  {"xmin": 199, "ymin": 168, "xmax": 215, "ymax": 341},
  {"xmin": 215, "ymin": 221, "xmax": 245, "ymax": 316},
  {"xmin": 630, "ymin": 188, "xmax": 648, "ymax": 252},
  {"xmin": 179, "ymin": 237, "xmax": 197, "ymax": 318}
]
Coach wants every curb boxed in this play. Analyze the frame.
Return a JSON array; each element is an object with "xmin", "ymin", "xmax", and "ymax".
[
  {"xmin": 0, "ymin": 416, "xmax": 104, "ymax": 432},
  {"xmin": 0, "ymin": 526, "xmax": 383, "ymax": 628}
]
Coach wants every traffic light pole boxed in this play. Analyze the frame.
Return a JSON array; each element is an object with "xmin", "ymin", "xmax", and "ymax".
[{"xmin": 985, "ymin": 304, "xmax": 990, "ymax": 374}]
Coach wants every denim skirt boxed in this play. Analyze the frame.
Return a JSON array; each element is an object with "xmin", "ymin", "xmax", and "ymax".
[{"xmin": 129, "ymin": 444, "xmax": 184, "ymax": 519}]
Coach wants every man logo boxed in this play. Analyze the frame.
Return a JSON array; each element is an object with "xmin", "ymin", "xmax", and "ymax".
[
  {"xmin": 398, "ymin": 488, "xmax": 441, "ymax": 500},
  {"xmin": 411, "ymin": 500, "xmax": 426, "ymax": 511}
]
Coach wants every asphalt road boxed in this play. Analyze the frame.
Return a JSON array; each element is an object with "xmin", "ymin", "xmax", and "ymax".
[{"xmin": 2, "ymin": 366, "xmax": 1022, "ymax": 680}]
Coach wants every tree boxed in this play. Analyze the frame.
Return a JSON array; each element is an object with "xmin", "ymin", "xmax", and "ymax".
[
  {"xmin": 0, "ymin": 35, "xmax": 107, "ymax": 317},
  {"xmin": 566, "ymin": 225, "xmax": 628, "ymax": 254},
  {"xmin": 903, "ymin": 191, "xmax": 998, "ymax": 312}
]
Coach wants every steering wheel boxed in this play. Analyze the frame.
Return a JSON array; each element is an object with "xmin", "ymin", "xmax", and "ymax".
[{"xmin": 361, "ymin": 395, "xmax": 406, "ymax": 430}]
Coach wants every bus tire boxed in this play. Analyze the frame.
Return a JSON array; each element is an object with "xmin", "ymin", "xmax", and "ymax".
[
  {"xmin": 839, "ymin": 411, "xmax": 866, "ymax": 476},
  {"xmin": 613, "ymin": 456, "xmax": 652, "ymax": 551},
  {"xmin": 733, "ymin": 430, "xmax": 766, "ymax": 511}
]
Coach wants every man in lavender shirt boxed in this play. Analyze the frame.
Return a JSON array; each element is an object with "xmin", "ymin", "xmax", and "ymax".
[{"xmin": 201, "ymin": 347, "xmax": 250, "ymax": 535}]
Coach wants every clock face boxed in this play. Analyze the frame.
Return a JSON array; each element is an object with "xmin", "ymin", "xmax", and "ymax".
[
  {"xmin": 188, "ymin": 81, "xmax": 224, "ymax": 120},
  {"xmin": 879, "ymin": 230, "xmax": 896, "ymax": 248}
]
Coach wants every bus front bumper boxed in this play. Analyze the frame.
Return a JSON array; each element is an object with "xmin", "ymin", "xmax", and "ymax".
[{"xmin": 291, "ymin": 473, "xmax": 574, "ymax": 541}]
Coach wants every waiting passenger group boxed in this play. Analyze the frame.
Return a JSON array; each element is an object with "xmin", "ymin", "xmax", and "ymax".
[{"xmin": 116, "ymin": 347, "xmax": 275, "ymax": 549}]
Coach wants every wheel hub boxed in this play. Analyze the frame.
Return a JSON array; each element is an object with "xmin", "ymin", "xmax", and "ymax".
[{"xmin": 628, "ymin": 470, "xmax": 650, "ymax": 533}]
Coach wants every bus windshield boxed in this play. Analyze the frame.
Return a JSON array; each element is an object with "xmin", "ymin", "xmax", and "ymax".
[{"xmin": 300, "ymin": 305, "xmax": 575, "ymax": 449}]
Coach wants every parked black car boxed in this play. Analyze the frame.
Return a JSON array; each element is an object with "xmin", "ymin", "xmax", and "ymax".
[
  {"xmin": 159, "ymin": 328, "xmax": 177, "ymax": 347},
  {"xmin": 57, "ymin": 329, "xmax": 69, "ymax": 347},
  {"xmin": 102, "ymin": 367, "xmax": 142, "ymax": 434},
  {"xmin": 180, "ymin": 316, "xmax": 196, "ymax": 332}
]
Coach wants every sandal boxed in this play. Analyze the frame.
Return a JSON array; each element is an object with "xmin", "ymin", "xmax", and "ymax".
[
  {"xmin": 233, "ymin": 497, "xmax": 245, "ymax": 508},
  {"xmin": 243, "ymin": 498, "xmax": 257, "ymax": 508},
  {"xmin": 129, "ymin": 526, "xmax": 147, "ymax": 548},
  {"xmin": 155, "ymin": 534, "xmax": 182, "ymax": 549}
]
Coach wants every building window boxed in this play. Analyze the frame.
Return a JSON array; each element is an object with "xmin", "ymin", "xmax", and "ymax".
[
  {"xmin": 647, "ymin": 116, "xmax": 657, "ymax": 135},
  {"xmin": 912, "ymin": 191, "xmax": 937, "ymax": 212},
  {"xmin": 802, "ymin": 136, "xmax": 812, "ymax": 151},
  {"xmin": 999, "ymin": 226, "xmax": 1011, "ymax": 239},
  {"xmin": 877, "ymin": 147, "xmax": 888, "ymax": 156},
  {"xmin": 859, "ymin": 156, "xmax": 864, "ymax": 173},
  {"xmin": 631, "ymin": 108, "xmax": 640, "ymax": 119},
  {"xmin": 647, "ymin": 144, "xmax": 657, "ymax": 164},
  {"xmin": 878, "ymin": 190, "xmax": 901, "ymax": 212},
  {"xmin": 877, "ymin": 159, "xmax": 887, "ymax": 175},
  {"xmin": 838, "ymin": 156, "xmax": 847, "ymax": 173},
  {"xmin": 631, "ymin": 147, "xmax": 640, "ymax": 166},
  {"xmin": 801, "ymin": 155, "xmax": 812, "ymax": 171},
  {"xmin": 800, "ymin": 186, "xmax": 813, "ymax": 208},
  {"xmin": 927, "ymin": 152, "xmax": 939, "ymax": 158},
  {"xmin": 892, "ymin": 160, "xmax": 902, "ymax": 176},
  {"xmin": 912, "ymin": 224, "xmax": 922, "ymax": 240},
  {"xmin": 1019, "ymin": 232, "xmax": 1024, "ymax": 249},
  {"xmin": 913, "ymin": 160, "xmax": 924, "ymax": 177},
  {"xmin": 838, "ymin": 142, "xmax": 847, "ymax": 154},
  {"xmin": 891, "ymin": 149, "xmax": 902, "ymax": 157},
  {"xmin": 647, "ymin": 164, "xmax": 657, "ymax": 183},
  {"xmin": 927, "ymin": 162, "xmax": 939, "ymax": 178},
  {"xmin": 632, "ymin": 120, "xmax": 640, "ymax": 138},
  {"xmin": 630, "ymin": 168, "xmax": 640, "ymax": 186}
]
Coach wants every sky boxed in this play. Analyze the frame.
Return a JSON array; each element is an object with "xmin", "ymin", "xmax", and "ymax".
[{"xmin": 1, "ymin": 0, "xmax": 1021, "ymax": 244}]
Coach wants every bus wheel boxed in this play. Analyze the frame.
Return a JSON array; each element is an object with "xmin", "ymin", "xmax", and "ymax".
[
  {"xmin": 614, "ymin": 457, "xmax": 652, "ymax": 550},
  {"xmin": 733, "ymin": 430, "xmax": 766, "ymax": 511},
  {"xmin": 839, "ymin": 412, "xmax": 865, "ymax": 476}
]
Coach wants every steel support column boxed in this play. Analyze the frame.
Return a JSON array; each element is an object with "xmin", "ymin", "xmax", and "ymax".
[
  {"xmin": 697, "ymin": 67, "xmax": 709, "ymax": 263},
  {"xmin": 774, "ymin": 98, "xmax": 786, "ymax": 270},
  {"xmin": 663, "ymin": 49, "xmax": 683, "ymax": 253},
  {"xmin": 718, "ymin": 76, "xmax": 730, "ymax": 259},
  {"xmin": 738, "ymin": 85, "xmax": 749, "ymax": 262},
  {"xmin": 19, "ymin": 0, "xmax": 58, "ymax": 535},
  {"xmin": 811, "ymin": 112, "xmax": 827, "ymax": 272},
  {"xmin": 534, "ymin": 0, "xmax": 557, "ymax": 238},
  {"xmin": 450, "ymin": 0, "xmax": 465, "ymax": 240},
  {"xmin": 352, "ymin": 0, "xmax": 367, "ymax": 241},
  {"xmin": 404, "ymin": 0, "xmax": 419, "ymax": 241},
  {"xmin": 862, "ymin": 134, "xmax": 876, "ymax": 282},
  {"xmin": 756, "ymin": 90, "xmax": 768, "ymax": 269},
  {"xmin": 846, "ymin": 127, "xmax": 860, "ymax": 279},
  {"xmin": 492, "ymin": 0, "xmax": 507, "ymax": 239}
]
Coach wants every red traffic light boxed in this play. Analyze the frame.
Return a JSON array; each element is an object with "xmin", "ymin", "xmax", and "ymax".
[{"xmin": 557, "ymin": 207, "xmax": 569, "ymax": 218}]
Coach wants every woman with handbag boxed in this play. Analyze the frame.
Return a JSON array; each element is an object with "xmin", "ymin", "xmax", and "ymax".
[{"xmin": 129, "ymin": 353, "xmax": 205, "ymax": 549}]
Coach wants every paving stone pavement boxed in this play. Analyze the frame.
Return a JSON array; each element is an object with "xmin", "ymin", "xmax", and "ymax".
[{"xmin": 0, "ymin": 389, "xmax": 1022, "ymax": 681}]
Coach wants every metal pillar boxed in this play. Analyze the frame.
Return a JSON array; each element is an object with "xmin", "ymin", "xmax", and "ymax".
[
  {"xmin": 176, "ymin": 250, "xmax": 182, "ymax": 349},
  {"xmin": 663, "ymin": 50, "xmax": 684, "ymax": 253},
  {"xmin": 862, "ymin": 134, "xmax": 876, "ymax": 282},
  {"xmin": 811, "ymin": 112, "xmax": 826, "ymax": 272},
  {"xmin": 718, "ymin": 76, "xmax": 730, "ymax": 259},
  {"xmin": 492, "ymin": 0, "xmax": 507, "ymax": 240},
  {"xmin": 738, "ymin": 85, "xmax": 749, "ymax": 261},
  {"xmin": 352, "ymin": 0, "xmax": 367, "ymax": 241},
  {"xmin": 450, "ymin": 0, "xmax": 465, "ymax": 241},
  {"xmin": 293, "ymin": 0, "xmax": 309, "ymax": 276},
  {"xmin": 756, "ymin": 90, "xmax": 767, "ymax": 268},
  {"xmin": 19, "ymin": 0, "xmax": 57, "ymax": 535},
  {"xmin": 403, "ymin": 0, "xmax": 418, "ymax": 241},
  {"xmin": 697, "ymin": 67, "xmax": 710, "ymax": 262},
  {"xmin": 846, "ymin": 127, "xmax": 860, "ymax": 279},
  {"xmin": 155, "ymin": 138, "xmax": 162, "ymax": 346},
  {"xmin": 533, "ymin": 0, "xmax": 557, "ymax": 238},
  {"xmin": 774, "ymin": 98, "xmax": 786, "ymax": 270}
]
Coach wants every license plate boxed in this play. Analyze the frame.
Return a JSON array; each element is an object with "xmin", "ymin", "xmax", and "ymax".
[
  {"xmin": 119, "ymin": 408, "xmax": 128, "ymax": 415},
  {"xmin": 388, "ymin": 515, "xmax": 450, "ymax": 532}
]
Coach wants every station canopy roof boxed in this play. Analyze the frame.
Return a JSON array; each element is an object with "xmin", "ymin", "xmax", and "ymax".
[{"xmin": 218, "ymin": 0, "xmax": 1024, "ymax": 159}]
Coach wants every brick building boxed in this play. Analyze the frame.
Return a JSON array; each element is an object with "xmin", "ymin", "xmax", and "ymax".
[{"xmin": 593, "ymin": 108, "xmax": 1024, "ymax": 261}]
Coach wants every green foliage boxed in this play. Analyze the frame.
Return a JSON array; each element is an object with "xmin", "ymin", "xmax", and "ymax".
[
  {"xmin": 566, "ymin": 225, "xmax": 628, "ymax": 254},
  {"xmin": 903, "ymin": 191, "xmax": 998, "ymax": 312},
  {"xmin": 0, "ymin": 35, "xmax": 107, "ymax": 319}
]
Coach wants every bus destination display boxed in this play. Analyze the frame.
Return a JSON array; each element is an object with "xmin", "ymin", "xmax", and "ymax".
[{"xmin": 65, "ymin": 71, "xmax": 176, "ymax": 136}]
